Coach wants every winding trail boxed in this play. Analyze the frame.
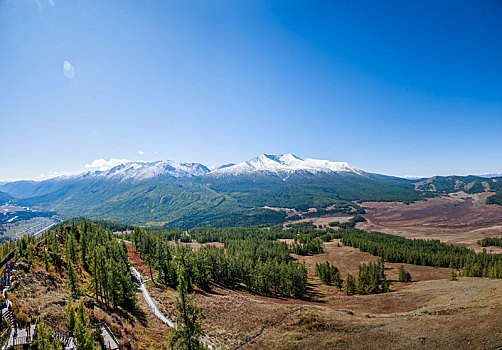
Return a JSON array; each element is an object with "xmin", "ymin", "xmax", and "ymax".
[
  {"xmin": 130, "ymin": 266, "xmax": 214, "ymax": 349},
  {"xmin": 130, "ymin": 266, "xmax": 175, "ymax": 328}
]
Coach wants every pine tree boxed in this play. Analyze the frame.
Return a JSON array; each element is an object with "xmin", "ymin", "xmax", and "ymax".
[
  {"xmin": 66, "ymin": 298, "xmax": 77, "ymax": 334},
  {"xmin": 344, "ymin": 273, "xmax": 355, "ymax": 296},
  {"xmin": 74, "ymin": 301, "xmax": 96, "ymax": 350},
  {"xmin": 333, "ymin": 268, "xmax": 343, "ymax": 290},
  {"xmin": 36, "ymin": 323, "xmax": 63, "ymax": 350},
  {"xmin": 449, "ymin": 269, "xmax": 458, "ymax": 281},
  {"xmin": 66, "ymin": 259, "xmax": 79, "ymax": 297},
  {"xmin": 398, "ymin": 265, "xmax": 412, "ymax": 282},
  {"xmin": 169, "ymin": 267, "xmax": 206, "ymax": 350}
]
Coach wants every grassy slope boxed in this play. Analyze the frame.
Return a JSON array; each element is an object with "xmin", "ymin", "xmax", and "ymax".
[{"xmin": 415, "ymin": 175, "xmax": 502, "ymax": 194}]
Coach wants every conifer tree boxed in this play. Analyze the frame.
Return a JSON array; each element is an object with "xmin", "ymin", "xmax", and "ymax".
[
  {"xmin": 169, "ymin": 266, "xmax": 206, "ymax": 350},
  {"xmin": 36, "ymin": 323, "xmax": 63, "ymax": 350},
  {"xmin": 66, "ymin": 259, "xmax": 79, "ymax": 296},
  {"xmin": 74, "ymin": 301, "xmax": 96, "ymax": 350},
  {"xmin": 398, "ymin": 265, "xmax": 412, "ymax": 282},
  {"xmin": 66, "ymin": 298, "xmax": 76, "ymax": 334},
  {"xmin": 344, "ymin": 273, "xmax": 355, "ymax": 296}
]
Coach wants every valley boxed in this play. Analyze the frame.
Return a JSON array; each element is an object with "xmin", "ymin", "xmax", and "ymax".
[
  {"xmin": 0, "ymin": 156, "xmax": 501, "ymax": 349},
  {"xmin": 0, "ymin": 206, "xmax": 500, "ymax": 349},
  {"xmin": 4, "ymin": 1, "xmax": 501, "ymax": 348},
  {"xmin": 125, "ymin": 233, "xmax": 500, "ymax": 349},
  {"xmin": 0, "ymin": 204, "xmax": 60, "ymax": 242},
  {"xmin": 360, "ymin": 192, "xmax": 502, "ymax": 253}
]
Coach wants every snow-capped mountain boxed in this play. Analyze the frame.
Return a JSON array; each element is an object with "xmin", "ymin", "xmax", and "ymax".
[
  {"xmin": 1, "ymin": 154, "xmax": 364, "ymax": 188},
  {"xmin": 83, "ymin": 154, "xmax": 362, "ymax": 181},
  {"xmin": 78, "ymin": 160, "xmax": 210, "ymax": 182},
  {"xmin": 0, "ymin": 154, "xmax": 430, "ymax": 228},
  {"xmin": 208, "ymin": 154, "xmax": 363, "ymax": 177}
]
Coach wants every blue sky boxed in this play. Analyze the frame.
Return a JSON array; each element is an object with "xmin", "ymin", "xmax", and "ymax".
[{"xmin": 1, "ymin": 0, "xmax": 501, "ymax": 180}]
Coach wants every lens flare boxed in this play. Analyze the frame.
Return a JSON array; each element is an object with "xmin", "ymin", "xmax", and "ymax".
[{"xmin": 63, "ymin": 60, "xmax": 76, "ymax": 79}]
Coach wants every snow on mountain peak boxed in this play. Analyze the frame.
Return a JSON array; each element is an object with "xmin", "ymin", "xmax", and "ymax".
[
  {"xmin": 34, "ymin": 154, "xmax": 362, "ymax": 183},
  {"xmin": 76, "ymin": 160, "xmax": 210, "ymax": 182},
  {"xmin": 208, "ymin": 154, "xmax": 362, "ymax": 177}
]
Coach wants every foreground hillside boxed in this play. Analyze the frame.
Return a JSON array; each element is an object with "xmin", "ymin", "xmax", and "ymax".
[
  {"xmin": 1, "ymin": 218, "xmax": 501, "ymax": 349},
  {"xmin": 127, "ymin": 229, "xmax": 502, "ymax": 349}
]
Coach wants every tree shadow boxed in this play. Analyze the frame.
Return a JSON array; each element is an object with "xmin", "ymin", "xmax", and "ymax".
[
  {"xmin": 95, "ymin": 299, "xmax": 149, "ymax": 328},
  {"xmin": 301, "ymin": 282, "xmax": 325, "ymax": 302},
  {"xmin": 130, "ymin": 304, "xmax": 148, "ymax": 327}
]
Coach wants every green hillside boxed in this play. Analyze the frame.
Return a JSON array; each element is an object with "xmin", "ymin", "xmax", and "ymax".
[
  {"xmin": 13, "ymin": 172, "xmax": 428, "ymax": 228},
  {"xmin": 22, "ymin": 178, "xmax": 286, "ymax": 228},
  {"xmin": 11, "ymin": 171, "xmax": 501, "ymax": 229},
  {"xmin": 414, "ymin": 175, "xmax": 502, "ymax": 194},
  {"xmin": 0, "ymin": 191, "xmax": 14, "ymax": 203},
  {"xmin": 487, "ymin": 192, "xmax": 502, "ymax": 206}
]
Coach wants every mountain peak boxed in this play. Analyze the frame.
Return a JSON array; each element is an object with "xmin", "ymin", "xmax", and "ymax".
[
  {"xmin": 75, "ymin": 160, "xmax": 210, "ymax": 182},
  {"xmin": 209, "ymin": 154, "xmax": 362, "ymax": 177}
]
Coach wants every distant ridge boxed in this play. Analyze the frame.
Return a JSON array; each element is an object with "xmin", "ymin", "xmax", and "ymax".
[
  {"xmin": 208, "ymin": 154, "xmax": 362, "ymax": 178},
  {"xmin": 1, "ymin": 154, "xmax": 499, "ymax": 228},
  {"xmin": 1, "ymin": 154, "xmax": 362, "ymax": 186}
]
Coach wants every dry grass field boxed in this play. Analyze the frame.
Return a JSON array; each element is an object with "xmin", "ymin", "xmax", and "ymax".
[
  {"xmin": 284, "ymin": 215, "xmax": 353, "ymax": 227},
  {"xmin": 360, "ymin": 193, "xmax": 502, "ymax": 253},
  {"xmin": 12, "ymin": 248, "xmax": 502, "ymax": 350},
  {"xmin": 126, "ymin": 239, "xmax": 502, "ymax": 350},
  {"xmin": 9, "ymin": 200, "xmax": 502, "ymax": 350}
]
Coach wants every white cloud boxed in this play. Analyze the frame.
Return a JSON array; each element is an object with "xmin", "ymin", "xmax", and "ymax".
[
  {"xmin": 0, "ymin": 171, "xmax": 73, "ymax": 183},
  {"xmin": 85, "ymin": 158, "xmax": 130, "ymax": 171},
  {"xmin": 34, "ymin": 171, "xmax": 72, "ymax": 181},
  {"xmin": 137, "ymin": 150, "xmax": 145, "ymax": 155}
]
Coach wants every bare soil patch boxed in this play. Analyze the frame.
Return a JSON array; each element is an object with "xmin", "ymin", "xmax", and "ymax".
[{"xmin": 285, "ymin": 216, "xmax": 353, "ymax": 227}]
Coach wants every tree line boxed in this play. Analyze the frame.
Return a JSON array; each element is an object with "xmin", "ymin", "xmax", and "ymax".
[
  {"xmin": 478, "ymin": 237, "xmax": 502, "ymax": 247},
  {"xmin": 132, "ymin": 227, "xmax": 308, "ymax": 298},
  {"xmin": 340, "ymin": 228, "xmax": 502, "ymax": 278}
]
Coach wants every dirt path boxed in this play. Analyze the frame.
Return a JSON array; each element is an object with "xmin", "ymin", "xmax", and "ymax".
[{"xmin": 130, "ymin": 265, "xmax": 215, "ymax": 349}]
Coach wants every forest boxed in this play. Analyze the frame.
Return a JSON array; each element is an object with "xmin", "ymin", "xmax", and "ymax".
[
  {"xmin": 486, "ymin": 192, "xmax": 502, "ymax": 206},
  {"xmin": 340, "ymin": 229, "xmax": 502, "ymax": 278},
  {"xmin": 478, "ymin": 236, "xmax": 502, "ymax": 248},
  {"xmin": 132, "ymin": 228, "xmax": 308, "ymax": 298},
  {"xmin": 43, "ymin": 220, "xmax": 137, "ymax": 309}
]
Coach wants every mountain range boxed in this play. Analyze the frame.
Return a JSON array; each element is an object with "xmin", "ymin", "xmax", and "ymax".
[{"xmin": 1, "ymin": 154, "xmax": 501, "ymax": 228}]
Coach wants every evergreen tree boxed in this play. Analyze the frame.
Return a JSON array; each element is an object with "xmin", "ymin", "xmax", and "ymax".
[
  {"xmin": 169, "ymin": 267, "xmax": 206, "ymax": 350},
  {"xmin": 36, "ymin": 323, "xmax": 63, "ymax": 350},
  {"xmin": 449, "ymin": 269, "xmax": 458, "ymax": 281},
  {"xmin": 344, "ymin": 273, "xmax": 355, "ymax": 296},
  {"xmin": 354, "ymin": 260, "xmax": 389, "ymax": 294},
  {"xmin": 74, "ymin": 301, "xmax": 96, "ymax": 350},
  {"xmin": 66, "ymin": 298, "xmax": 77, "ymax": 334},
  {"xmin": 66, "ymin": 259, "xmax": 79, "ymax": 296},
  {"xmin": 398, "ymin": 265, "xmax": 412, "ymax": 282},
  {"xmin": 315, "ymin": 261, "xmax": 340, "ymax": 286}
]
